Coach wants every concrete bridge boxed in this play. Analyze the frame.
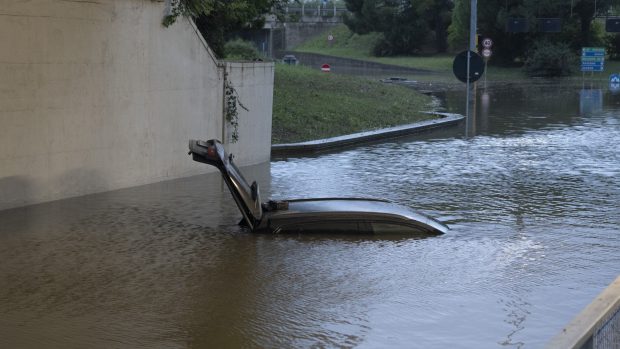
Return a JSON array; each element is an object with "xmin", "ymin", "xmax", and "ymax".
[{"xmin": 241, "ymin": 6, "xmax": 348, "ymax": 58}]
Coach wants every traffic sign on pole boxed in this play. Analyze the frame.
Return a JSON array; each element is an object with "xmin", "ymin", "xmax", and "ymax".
[
  {"xmin": 581, "ymin": 47, "xmax": 605, "ymax": 72},
  {"xmin": 453, "ymin": 50, "xmax": 485, "ymax": 83}
]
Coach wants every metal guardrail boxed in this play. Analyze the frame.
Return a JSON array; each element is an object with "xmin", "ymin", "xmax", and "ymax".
[
  {"xmin": 284, "ymin": 6, "xmax": 348, "ymax": 18},
  {"xmin": 546, "ymin": 276, "xmax": 620, "ymax": 349}
]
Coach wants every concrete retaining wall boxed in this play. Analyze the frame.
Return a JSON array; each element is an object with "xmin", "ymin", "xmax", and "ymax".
[
  {"xmin": 224, "ymin": 62, "xmax": 274, "ymax": 165},
  {"xmin": 281, "ymin": 22, "xmax": 341, "ymax": 50},
  {"xmin": 0, "ymin": 0, "xmax": 274, "ymax": 210}
]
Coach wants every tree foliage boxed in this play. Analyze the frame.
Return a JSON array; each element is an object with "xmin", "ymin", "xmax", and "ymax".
[
  {"xmin": 448, "ymin": 0, "xmax": 612, "ymax": 66},
  {"xmin": 343, "ymin": 0, "xmax": 453, "ymax": 56},
  {"xmin": 524, "ymin": 39, "xmax": 577, "ymax": 76},
  {"xmin": 224, "ymin": 39, "xmax": 262, "ymax": 60},
  {"xmin": 164, "ymin": 0, "xmax": 290, "ymax": 58}
]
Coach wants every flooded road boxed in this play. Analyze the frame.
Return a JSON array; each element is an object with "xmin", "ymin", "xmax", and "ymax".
[{"xmin": 1, "ymin": 82, "xmax": 619, "ymax": 348}]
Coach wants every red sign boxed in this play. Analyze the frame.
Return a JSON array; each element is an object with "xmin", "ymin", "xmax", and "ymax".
[{"xmin": 321, "ymin": 64, "xmax": 331, "ymax": 72}]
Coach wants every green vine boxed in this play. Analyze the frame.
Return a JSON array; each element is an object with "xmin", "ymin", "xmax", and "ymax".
[
  {"xmin": 161, "ymin": 0, "xmax": 215, "ymax": 27},
  {"xmin": 224, "ymin": 73, "xmax": 248, "ymax": 143}
]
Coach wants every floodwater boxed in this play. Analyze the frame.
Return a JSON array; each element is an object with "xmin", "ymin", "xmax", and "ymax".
[{"xmin": 1, "ymin": 82, "xmax": 619, "ymax": 348}]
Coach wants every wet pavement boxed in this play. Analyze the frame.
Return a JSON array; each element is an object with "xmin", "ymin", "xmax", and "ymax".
[{"xmin": 1, "ymin": 81, "xmax": 619, "ymax": 348}]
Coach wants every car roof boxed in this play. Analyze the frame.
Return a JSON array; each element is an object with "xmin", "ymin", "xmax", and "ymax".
[
  {"xmin": 275, "ymin": 198, "xmax": 438, "ymax": 223},
  {"xmin": 264, "ymin": 198, "xmax": 448, "ymax": 234}
]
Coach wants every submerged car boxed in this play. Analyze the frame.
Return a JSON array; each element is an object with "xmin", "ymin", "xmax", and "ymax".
[{"xmin": 189, "ymin": 139, "xmax": 448, "ymax": 235}]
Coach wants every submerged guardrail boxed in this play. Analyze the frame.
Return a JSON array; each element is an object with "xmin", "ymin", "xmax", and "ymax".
[{"xmin": 546, "ymin": 276, "xmax": 620, "ymax": 349}]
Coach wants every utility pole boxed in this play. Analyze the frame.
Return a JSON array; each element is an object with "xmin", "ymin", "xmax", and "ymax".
[{"xmin": 465, "ymin": 0, "xmax": 477, "ymax": 137}]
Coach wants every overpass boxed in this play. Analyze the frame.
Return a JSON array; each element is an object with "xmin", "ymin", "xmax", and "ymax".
[{"xmin": 239, "ymin": 5, "xmax": 348, "ymax": 58}]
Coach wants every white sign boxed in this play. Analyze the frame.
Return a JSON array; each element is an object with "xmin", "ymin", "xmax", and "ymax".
[
  {"xmin": 482, "ymin": 38, "xmax": 493, "ymax": 48},
  {"xmin": 327, "ymin": 34, "xmax": 334, "ymax": 41},
  {"xmin": 482, "ymin": 48, "xmax": 492, "ymax": 58}
]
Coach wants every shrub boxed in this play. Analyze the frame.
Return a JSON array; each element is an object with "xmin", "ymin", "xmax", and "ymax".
[
  {"xmin": 224, "ymin": 39, "xmax": 262, "ymax": 60},
  {"xmin": 524, "ymin": 40, "xmax": 577, "ymax": 77},
  {"xmin": 606, "ymin": 34, "xmax": 620, "ymax": 60}
]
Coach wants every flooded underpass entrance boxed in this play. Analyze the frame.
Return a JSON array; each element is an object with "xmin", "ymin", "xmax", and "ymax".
[{"xmin": 1, "ymin": 81, "xmax": 619, "ymax": 348}]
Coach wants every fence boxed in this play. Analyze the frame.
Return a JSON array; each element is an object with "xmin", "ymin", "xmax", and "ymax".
[{"xmin": 284, "ymin": 5, "xmax": 348, "ymax": 19}]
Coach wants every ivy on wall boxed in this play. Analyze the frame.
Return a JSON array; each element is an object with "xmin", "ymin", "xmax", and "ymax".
[{"xmin": 224, "ymin": 73, "xmax": 248, "ymax": 143}]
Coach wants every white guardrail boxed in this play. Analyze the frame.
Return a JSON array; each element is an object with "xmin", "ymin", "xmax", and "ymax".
[{"xmin": 546, "ymin": 276, "xmax": 620, "ymax": 349}]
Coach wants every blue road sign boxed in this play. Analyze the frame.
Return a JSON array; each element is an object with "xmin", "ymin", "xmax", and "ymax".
[
  {"xmin": 582, "ymin": 65, "xmax": 605, "ymax": 72},
  {"xmin": 610, "ymin": 74, "xmax": 620, "ymax": 93},
  {"xmin": 582, "ymin": 62, "xmax": 605, "ymax": 66},
  {"xmin": 581, "ymin": 57, "xmax": 604, "ymax": 62},
  {"xmin": 582, "ymin": 47, "xmax": 606, "ymax": 56},
  {"xmin": 581, "ymin": 47, "xmax": 605, "ymax": 72}
]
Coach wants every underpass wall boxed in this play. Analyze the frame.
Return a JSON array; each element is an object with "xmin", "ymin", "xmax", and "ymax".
[
  {"xmin": 0, "ymin": 0, "xmax": 273, "ymax": 210},
  {"xmin": 224, "ymin": 62, "xmax": 274, "ymax": 166},
  {"xmin": 283, "ymin": 22, "xmax": 341, "ymax": 51}
]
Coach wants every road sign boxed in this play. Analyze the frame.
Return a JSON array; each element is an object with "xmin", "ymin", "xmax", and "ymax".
[
  {"xmin": 452, "ymin": 50, "xmax": 485, "ymax": 83},
  {"xmin": 482, "ymin": 38, "xmax": 493, "ymax": 48},
  {"xmin": 327, "ymin": 34, "xmax": 334, "ymax": 41},
  {"xmin": 610, "ymin": 74, "xmax": 620, "ymax": 83},
  {"xmin": 482, "ymin": 48, "xmax": 492, "ymax": 58},
  {"xmin": 582, "ymin": 47, "xmax": 605, "ymax": 56},
  {"xmin": 581, "ymin": 47, "xmax": 605, "ymax": 72},
  {"xmin": 321, "ymin": 63, "xmax": 331, "ymax": 72}
]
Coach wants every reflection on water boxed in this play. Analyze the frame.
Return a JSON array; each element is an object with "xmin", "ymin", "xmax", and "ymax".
[
  {"xmin": 580, "ymin": 89, "xmax": 603, "ymax": 115},
  {"xmin": 1, "ymin": 82, "xmax": 620, "ymax": 348}
]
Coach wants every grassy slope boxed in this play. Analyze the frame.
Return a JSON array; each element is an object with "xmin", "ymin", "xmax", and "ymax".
[
  {"xmin": 297, "ymin": 25, "xmax": 620, "ymax": 81},
  {"xmin": 273, "ymin": 24, "xmax": 620, "ymax": 144},
  {"xmin": 272, "ymin": 64, "xmax": 435, "ymax": 143},
  {"xmin": 295, "ymin": 24, "xmax": 525, "ymax": 81}
]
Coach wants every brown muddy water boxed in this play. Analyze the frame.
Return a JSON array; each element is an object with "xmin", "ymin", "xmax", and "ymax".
[{"xmin": 1, "ymin": 82, "xmax": 619, "ymax": 348}]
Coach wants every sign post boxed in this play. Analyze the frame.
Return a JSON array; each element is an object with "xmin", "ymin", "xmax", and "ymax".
[
  {"xmin": 481, "ymin": 38, "xmax": 492, "ymax": 89},
  {"xmin": 466, "ymin": 0, "xmax": 477, "ymax": 137},
  {"xmin": 453, "ymin": 51, "xmax": 485, "ymax": 83}
]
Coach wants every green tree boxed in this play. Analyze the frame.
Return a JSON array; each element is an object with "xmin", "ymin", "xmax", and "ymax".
[
  {"xmin": 343, "ymin": 0, "xmax": 452, "ymax": 55},
  {"xmin": 447, "ymin": 0, "xmax": 469, "ymax": 51},
  {"xmin": 448, "ymin": 0, "xmax": 611, "ymax": 67},
  {"xmin": 416, "ymin": 0, "xmax": 453, "ymax": 53},
  {"xmin": 571, "ymin": 0, "xmax": 611, "ymax": 47},
  {"xmin": 164, "ymin": 0, "xmax": 291, "ymax": 58}
]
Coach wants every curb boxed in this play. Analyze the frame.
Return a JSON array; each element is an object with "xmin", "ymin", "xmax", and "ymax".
[
  {"xmin": 271, "ymin": 112, "xmax": 464, "ymax": 157},
  {"xmin": 282, "ymin": 51, "xmax": 435, "ymax": 75}
]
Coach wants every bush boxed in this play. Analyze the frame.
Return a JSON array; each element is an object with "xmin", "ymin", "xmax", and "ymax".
[
  {"xmin": 524, "ymin": 40, "xmax": 577, "ymax": 77},
  {"xmin": 606, "ymin": 34, "xmax": 620, "ymax": 60},
  {"xmin": 223, "ymin": 39, "xmax": 262, "ymax": 60}
]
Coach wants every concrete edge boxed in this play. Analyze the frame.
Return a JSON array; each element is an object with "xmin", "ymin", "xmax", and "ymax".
[
  {"xmin": 545, "ymin": 275, "xmax": 620, "ymax": 349},
  {"xmin": 271, "ymin": 112, "xmax": 464, "ymax": 157},
  {"xmin": 283, "ymin": 51, "xmax": 436, "ymax": 74}
]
